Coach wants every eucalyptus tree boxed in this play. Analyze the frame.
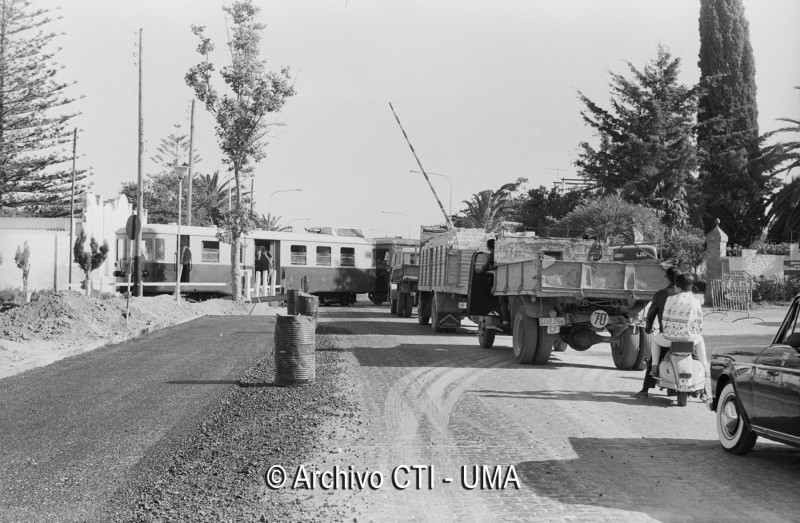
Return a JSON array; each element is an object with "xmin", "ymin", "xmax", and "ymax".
[
  {"xmin": 575, "ymin": 46, "xmax": 699, "ymax": 230},
  {"xmin": 0, "ymin": 0, "xmax": 89, "ymax": 214},
  {"xmin": 186, "ymin": 0, "xmax": 295, "ymax": 301}
]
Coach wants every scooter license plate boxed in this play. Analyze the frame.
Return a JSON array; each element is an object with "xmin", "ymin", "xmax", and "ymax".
[{"xmin": 547, "ymin": 325, "xmax": 560, "ymax": 334}]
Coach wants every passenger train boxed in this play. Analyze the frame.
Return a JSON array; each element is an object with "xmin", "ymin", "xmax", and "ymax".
[{"xmin": 113, "ymin": 223, "xmax": 414, "ymax": 304}]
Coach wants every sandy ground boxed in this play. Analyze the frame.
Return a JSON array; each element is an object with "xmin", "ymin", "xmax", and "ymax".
[{"xmin": 0, "ymin": 292, "xmax": 285, "ymax": 380}]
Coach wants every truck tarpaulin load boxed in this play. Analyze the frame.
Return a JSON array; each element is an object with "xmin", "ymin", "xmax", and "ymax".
[
  {"xmin": 418, "ymin": 227, "xmax": 490, "ymax": 332},
  {"xmin": 467, "ymin": 234, "xmax": 665, "ymax": 369}
]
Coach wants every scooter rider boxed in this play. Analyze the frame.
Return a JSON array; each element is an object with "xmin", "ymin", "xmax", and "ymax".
[
  {"xmin": 634, "ymin": 266, "xmax": 679, "ymax": 399},
  {"xmin": 650, "ymin": 272, "xmax": 711, "ymax": 396}
]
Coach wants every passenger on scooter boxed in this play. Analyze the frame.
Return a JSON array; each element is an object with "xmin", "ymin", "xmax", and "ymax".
[
  {"xmin": 650, "ymin": 273, "xmax": 711, "ymax": 395},
  {"xmin": 634, "ymin": 266, "xmax": 679, "ymax": 399}
]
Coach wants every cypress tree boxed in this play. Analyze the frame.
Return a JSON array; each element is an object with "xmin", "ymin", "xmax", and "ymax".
[
  {"xmin": 697, "ymin": 0, "xmax": 772, "ymax": 244},
  {"xmin": 0, "ymin": 0, "xmax": 88, "ymax": 215}
]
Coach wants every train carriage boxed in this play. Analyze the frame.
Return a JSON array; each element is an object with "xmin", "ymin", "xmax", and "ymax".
[{"xmin": 113, "ymin": 224, "xmax": 377, "ymax": 304}]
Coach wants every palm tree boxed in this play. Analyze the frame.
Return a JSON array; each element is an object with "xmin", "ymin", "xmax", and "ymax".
[
  {"xmin": 454, "ymin": 178, "xmax": 526, "ymax": 233},
  {"xmin": 192, "ymin": 171, "xmax": 229, "ymax": 226},
  {"xmin": 252, "ymin": 213, "xmax": 291, "ymax": 231},
  {"xmin": 765, "ymin": 86, "xmax": 800, "ymax": 241},
  {"xmin": 767, "ymin": 176, "xmax": 800, "ymax": 241}
]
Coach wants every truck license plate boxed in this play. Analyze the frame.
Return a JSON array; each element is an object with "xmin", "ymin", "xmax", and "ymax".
[
  {"xmin": 539, "ymin": 317, "xmax": 565, "ymax": 326},
  {"xmin": 458, "ymin": 302, "xmax": 467, "ymax": 310}
]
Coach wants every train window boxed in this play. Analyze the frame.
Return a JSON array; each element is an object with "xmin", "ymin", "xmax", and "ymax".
[
  {"xmin": 316, "ymin": 246, "xmax": 332, "ymax": 266},
  {"xmin": 154, "ymin": 238, "xmax": 165, "ymax": 261},
  {"xmin": 201, "ymin": 241, "xmax": 220, "ymax": 263},
  {"xmin": 291, "ymin": 245, "xmax": 307, "ymax": 265},
  {"xmin": 341, "ymin": 247, "xmax": 355, "ymax": 267},
  {"xmin": 142, "ymin": 238, "xmax": 154, "ymax": 261},
  {"xmin": 374, "ymin": 249, "xmax": 389, "ymax": 269}
]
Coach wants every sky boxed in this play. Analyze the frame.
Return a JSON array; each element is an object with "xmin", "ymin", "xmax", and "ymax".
[{"xmin": 35, "ymin": 0, "xmax": 800, "ymax": 238}]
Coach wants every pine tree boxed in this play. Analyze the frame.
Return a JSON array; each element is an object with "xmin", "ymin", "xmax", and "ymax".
[
  {"xmin": 149, "ymin": 124, "xmax": 202, "ymax": 173},
  {"xmin": 697, "ymin": 0, "xmax": 774, "ymax": 244},
  {"xmin": 575, "ymin": 46, "xmax": 699, "ymax": 231},
  {"xmin": 0, "ymin": 0, "xmax": 88, "ymax": 213}
]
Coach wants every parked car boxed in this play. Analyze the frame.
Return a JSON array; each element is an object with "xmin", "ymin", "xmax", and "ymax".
[{"xmin": 709, "ymin": 294, "xmax": 800, "ymax": 455}]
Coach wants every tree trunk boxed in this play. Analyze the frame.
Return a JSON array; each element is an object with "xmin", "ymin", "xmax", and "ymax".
[
  {"xmin": 22, "ymin": 274, "xmax": 30, "ymax": 303},
  {"xmin": 84, "ymin": 271, "xmax": 92, "ymax": 296},
  {"xmin": 230, "ymin": 234, "xmax": 242, "ymax": 302}
]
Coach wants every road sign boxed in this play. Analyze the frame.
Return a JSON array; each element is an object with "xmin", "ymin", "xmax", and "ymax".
[
  {"xmin": 785, "ymin": 260, "xmax": 800, "ymax": 277},
  {"xmin": 126, "ymin": 214, "xmax": 141, "ymax": 240}
]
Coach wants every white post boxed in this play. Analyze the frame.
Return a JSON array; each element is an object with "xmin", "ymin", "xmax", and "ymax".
[{"xmin": 244, "ymin": 271, "xmax": 252, "ymax": 301}]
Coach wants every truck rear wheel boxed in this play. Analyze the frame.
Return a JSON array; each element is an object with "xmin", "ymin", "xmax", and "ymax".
[
  {"xmin": 611, "ymin": 327, "xmax": 640, "ymax": 369},
  {"xmin": 431, "ymin": 292, "xmax": 442, "ymax": 333},
  {"xmin": 538, "ymin": 329, "xmax": 562, "ymax": 355},
  {"xmin": 512, "ymin": 310, "xmax": 551, "ymax": 364},
  {"xmin": 478, "ymin": 317, "xmax": 496, "ymax": 348},
  {"xmin": 403, "ymin": 293, "xmax": 413, "ymax": 317},
  {"xmin": 417, "ymin": 293, "xmax": 430, "ymax": 325},
  {"xmin": 397, "ymin": 293, "xmax": 408, "ymax": 317},
  {"xmin": 390, "ymin": 299, "xmax": 397, "ymax": 315},
  {"xmin": 633, "ymin": 330, "xmax": 652, "ymax": 370}
]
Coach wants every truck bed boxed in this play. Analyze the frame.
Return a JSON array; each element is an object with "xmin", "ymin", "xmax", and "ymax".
[{"xmin": 494, "ymin": 258, "xmax": 664, "ymax": 300}]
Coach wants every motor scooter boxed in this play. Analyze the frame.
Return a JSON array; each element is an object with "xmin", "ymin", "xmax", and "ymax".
[{"xmin": 655, "ymin": 340, "xmax": 708, "ymax": 407}]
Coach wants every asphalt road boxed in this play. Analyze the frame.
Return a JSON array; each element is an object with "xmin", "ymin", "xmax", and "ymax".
[
  {"xmin": 2, "ymin": 302, "xmax": 798, "ymax": 522},
  {"xmin": 293, "ymin": 303, "xmax": 800, "ymax": 522},
  {"xmin": 0, "ymin": 316, "xmax": 274, "ymax": 522}
]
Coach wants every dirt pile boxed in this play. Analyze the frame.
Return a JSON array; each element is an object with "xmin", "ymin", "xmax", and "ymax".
[{"xmin": 0, "ymin": 292, "xmax": 262, "ymax": 347}]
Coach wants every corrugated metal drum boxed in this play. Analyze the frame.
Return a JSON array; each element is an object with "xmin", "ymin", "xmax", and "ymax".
[
  {"xmin": 274, "ymin": 315, "xmax": 316, "ymax": 386},
  {"xmin": 287, "ymin": 290, "xmax": 318, "ymax": 320},
  {"xmin": 296, "ymin": 293, "xmax": 319, "ymax": 319}
]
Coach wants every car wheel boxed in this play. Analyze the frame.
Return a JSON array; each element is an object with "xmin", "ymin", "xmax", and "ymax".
[{"xmin": 716, "ymin": 383, "xmax": 758, "ymax": 455}]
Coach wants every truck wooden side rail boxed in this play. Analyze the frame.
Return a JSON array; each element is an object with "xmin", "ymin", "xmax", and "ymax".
[
  {"xmin": 468, "ymin": 238, "xmax": 665, "ymax": 369},
  {"xmin": 417, "ymin": 228, "xmax": 488, "ymax": 332}
]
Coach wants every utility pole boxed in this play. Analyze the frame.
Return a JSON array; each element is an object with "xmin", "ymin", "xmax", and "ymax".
[
  {"xmin": 135, "ymin": 28, "xmax": 144, "ymax": 297},
  {"xmin": 68, "ymin": 128, "xmax": 77, "ymax": 289},
  {"xmin": 187, "ymin": 99, "xmax": 195, "ymax": 226}
]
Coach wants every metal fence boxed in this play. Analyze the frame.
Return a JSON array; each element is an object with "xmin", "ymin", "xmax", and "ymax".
[{"xmin": 708, "ymin": 278, "xmax": 762, "ymax": 321}]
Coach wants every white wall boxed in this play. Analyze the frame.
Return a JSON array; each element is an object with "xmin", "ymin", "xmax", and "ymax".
[{"xmin": 0, "ymin": 192, "xmax": 132, "ymax": 294}]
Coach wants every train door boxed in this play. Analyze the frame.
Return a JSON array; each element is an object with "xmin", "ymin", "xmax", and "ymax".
[
  {"xmin": 178, "ymin": 234, "xmax": 190, "ymax": 282},
  {"xmin": 254, "ymin": 239, "xmax": 277, "ymax": 291}
]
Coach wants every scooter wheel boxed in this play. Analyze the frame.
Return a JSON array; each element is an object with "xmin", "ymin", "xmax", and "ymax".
[{"xmin": 677, "ymin": 391, "xmax": 689, "ymax": 407}]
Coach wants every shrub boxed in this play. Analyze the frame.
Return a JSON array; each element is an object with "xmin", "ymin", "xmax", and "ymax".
[{"xmin": 751, "ymin": 276, "xmax": 800, "ymax": 303}]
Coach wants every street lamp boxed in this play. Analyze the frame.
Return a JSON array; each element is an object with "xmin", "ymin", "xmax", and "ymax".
[
  {"xmin": 268, "ymin": 188, "xmax": 303, "ymax": 222},
  {"xmin": 411, "ymin": 170, "xmax": 452, "ymax": 218},
  {"xmin": 381, "ymin": 211, "xmax": 410, "ymax": 239},
  {"xmin": 173, "ymin": 163, "xmax": 190, "ymax": 301}
]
